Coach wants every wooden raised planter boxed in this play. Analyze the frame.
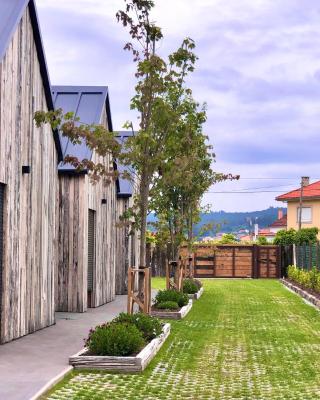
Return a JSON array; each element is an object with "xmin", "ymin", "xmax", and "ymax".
[
  {"xmin": 281, "ymin": 279, "xmax": 320, "ymax": 309},
  {"xmin": 69, "ymin": 323, "xmax": 170, "ymax": 372},
  {"xmin": 151, "ymin": 299, "xmax": 193, "ymax": 320},
  {"xmin": 188, "ymin": 286, "xmax": 204, "ymax": 300}
]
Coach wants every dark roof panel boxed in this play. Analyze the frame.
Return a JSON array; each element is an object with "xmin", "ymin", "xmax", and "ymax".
[
  {"xmin": 52, "ymin": 86, "xmax": 110, "ymax": 171},
  {"xmin": 0, "ymin": 0, "xmax": 63, "ymax": 161},
  {"xmin": 116, "ymin": 131, "xmax": 135, "ymax": 198},
  {"xmin": 0, "ymin": 0, "xmax": 28, "ymax": 61}
]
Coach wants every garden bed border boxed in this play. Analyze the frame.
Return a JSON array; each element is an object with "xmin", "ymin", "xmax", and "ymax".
[
  {"xmin": 281, "ymin": 279, "xmax": 320, "ymax": 309},
  {"xmin": 151, "ymin": 299, "xmax": 193, "ymax": 320},
  {"xmin": 69, "ymin": 323, "xmax": 171, "ymax": 372},
  {"xmin": 188, "ymin": 286, "xmax": 204, "ymax": 300}
]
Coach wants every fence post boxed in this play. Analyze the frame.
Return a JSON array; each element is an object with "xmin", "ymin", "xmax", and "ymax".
[
  {"xmin": 293, "ymin": 244, "xmax": 296, "ymax": 266},
  {"xmin": 252, "ymin": 245, "xmax": 258, "ymax": 278}
]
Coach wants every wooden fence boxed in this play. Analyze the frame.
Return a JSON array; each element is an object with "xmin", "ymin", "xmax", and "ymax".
[{"xmin": 180, "ymin": 245, "xmax": 281, "ymax": 279}]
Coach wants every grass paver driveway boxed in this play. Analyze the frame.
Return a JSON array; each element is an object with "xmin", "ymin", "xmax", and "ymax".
[{"xmin": 45, "ymin": 280, "xmax": 320, "ymax": 399}]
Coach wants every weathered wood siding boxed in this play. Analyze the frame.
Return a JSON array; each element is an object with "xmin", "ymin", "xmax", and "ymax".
[
  {"xmin": 0, "ymin": 8, "xmax": 58, "ymax": 343},
  {"xmin": 57, "ymin": 110, "xmax": 119, "ymax": 311},
  {"xmin": 88, "ymin": 153, "xmax": 117, "ymax": 307},
  {"xmin": 57, "ymin": 176, "xmax": 87, "ymax": 312}
]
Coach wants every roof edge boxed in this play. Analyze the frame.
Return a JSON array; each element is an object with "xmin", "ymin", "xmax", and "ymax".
[{"xmin": 28, "ymin": 1, "xmax": 63, "ymax": 161}]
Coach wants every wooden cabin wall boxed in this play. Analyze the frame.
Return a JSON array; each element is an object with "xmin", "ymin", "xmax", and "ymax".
[
  {"xmin": 0, "ymin": 8, "xmax": 58, "ymax": 343},
  {"xmin": 88, "ymin": 153, "xmax": 117, "ymax": 307},
  {"xmin": 57, "ymin": 175, "xmax": 87, "ymax": 312}
]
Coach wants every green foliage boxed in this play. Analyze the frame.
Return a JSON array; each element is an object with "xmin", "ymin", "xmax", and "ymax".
[
  {"xmin": 154, "ymin": 289, "xmax": 189, "ymax": 308},
  {"xmin": 274, "ymin": 229, "xmax": 297, "ymax": 245},
  {"xmin": 193, "ymin": 278, "xmax": 203, "ymax": 290},
  {"xmin": 113, "ymin": 312, "xmax": 162, "ymax": 341},
  {"xmin": 146, "ymin": 230, "xmax": 156, "ymax": 245},
  {"xmin": 218, "ymin": 233, "xmax": 238, "ymax": 244},
  {"xmin": 85, "ymin": 322, "xmax": 145, "ymax": 356},
  {"xmin": 256, "ymin": 236, "xmax": 268, "ymax": 245},
  {"xmin": 274, "ymin": 228, "xmax": 318, "ymax": 245},
  {"xmin": 156, "ymin": 301, "xmax": 180, "ymax": 310},
  {"xmin": 287, "ymin": 265, "xmax": 320, "ymax": 292},
  {"xmin": 295, "ymin": 228, "xmax": 318, "ymax": 245},
  {"xmin": 183, "ymin": 279, "xmax": 198, "ymax": 294}
]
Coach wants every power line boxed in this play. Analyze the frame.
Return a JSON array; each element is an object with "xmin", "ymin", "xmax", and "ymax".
[
  {"xmin": 235, "ymin": 177, "xmax": 320, "ymax": 180},
  {"xmin": 206, "ymin": 188, "xmax": 320, "ymax": 194}
]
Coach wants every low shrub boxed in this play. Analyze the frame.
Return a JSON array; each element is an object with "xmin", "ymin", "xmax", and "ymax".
[
  {"xmin": 113, "ymin": 313, "xmax": 162, "ymax": 341},
  {"xmin": 193, "ymin": 279, "xmax": 203, "ymax": 289},
  {"xmin": 86, "ymin": 322, "xmax": 145, "ymax": 356},
  {"xmin": 183, "ymin": 279, "xmax": 198, "ymax": 294},
  {"xmin": 287, "ymin": 265, "xmax": 320, "ymax": 293},
  {"xmin": 154, "ymin": 289, "xmax": 189, "ymax": 308},
  {"xmin": 156, "ymin": 301, "xmax": 179, "ymax": 310}
]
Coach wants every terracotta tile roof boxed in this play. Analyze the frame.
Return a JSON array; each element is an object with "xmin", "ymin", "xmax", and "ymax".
[
  {"xmin": 258, "ymin": 229, "xmax": 275, "ymax": 236},
  {"xmin": 276, "ymin": 180, "xmax": 320, "ymax": 201},
  {"xmin": 269, "ymin": 214, "xmax": 287, "ymax": 228}
]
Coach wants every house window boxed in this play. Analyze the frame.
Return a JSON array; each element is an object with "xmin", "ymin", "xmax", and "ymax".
[{"xmin": 297, "ymin": 207, "xmax": 312, "ymax": 223}]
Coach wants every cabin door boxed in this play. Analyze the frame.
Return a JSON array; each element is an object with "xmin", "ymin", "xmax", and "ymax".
[
  {"xmin": 87, "ymin": 209, "xmax": 96, "ymax": 308},
  {"xmin": 0, "ymin": 184, "xmax": 4, "ymax": 337}
]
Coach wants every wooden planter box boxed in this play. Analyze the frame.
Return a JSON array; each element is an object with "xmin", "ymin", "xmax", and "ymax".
[
  {"xmin": 151, "ymin": 299, "xmax": 193, "ymax": 320},
  {"xmin": 281, "ymin": 279, "xmax": 320, "ymax": 309},
  {"xmin": 69, "ymin": 323, "xmax": 170, "ymax": 372},
  {"xmin": 188, "ymin": 286, "xmax": 204, "ymax": 300}
]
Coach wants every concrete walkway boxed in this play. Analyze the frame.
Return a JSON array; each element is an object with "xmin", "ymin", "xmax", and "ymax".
[{"xmin": 0, "ymin": 295, "xmax": 127, "ymax": 400}]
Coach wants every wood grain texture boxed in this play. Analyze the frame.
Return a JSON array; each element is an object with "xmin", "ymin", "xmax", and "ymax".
[
  {"xmin": 151, "ymin": 300, "xmax": 193, "ymax": 320},
  {"xmin": 56, "ymin": 108, "xmax": 140, "ymax": 310},
  {"xmin": 0, "ymin": 8, "xmax": 58, "ymax": 343}
]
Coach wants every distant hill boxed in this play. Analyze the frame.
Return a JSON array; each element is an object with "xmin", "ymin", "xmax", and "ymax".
[
  {"xmin": 148, "ymin": 207, "xmax": 287, "ymax": 237},
  {"xmin": 194, "ymin": 207, "xmax": 286, "ymax": 237}
]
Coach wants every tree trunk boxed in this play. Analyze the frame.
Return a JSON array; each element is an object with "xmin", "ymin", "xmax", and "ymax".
[{"xmin": 138, "ymin": 171, "xmax": 150, "ymax": 310}]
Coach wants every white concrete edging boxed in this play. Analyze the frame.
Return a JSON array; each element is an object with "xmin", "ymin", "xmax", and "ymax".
[
  {"xmin": 151, "ymin": 299, "xmax": 193, "ymax": 320},
  {"xmin": 69, "ymin": 323, "xmax": 171, "ymax": 372},
  {"xmin": 188, "ymin": 286, "xmax": 204, "ymax": 300},
  {"xmin": 31, "ymin": 366, "xmax": 73, "ymax": 400}
]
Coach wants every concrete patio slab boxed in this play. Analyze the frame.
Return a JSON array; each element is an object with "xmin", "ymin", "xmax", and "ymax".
[{"xmin": 0, "ymin": 295, "xmax": 127, "ymax": 400}]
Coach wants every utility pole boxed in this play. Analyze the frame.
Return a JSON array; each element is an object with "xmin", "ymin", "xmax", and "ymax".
[{"xmin": 298, "ymin": 176, "xmax": 309, "ymax": 231}]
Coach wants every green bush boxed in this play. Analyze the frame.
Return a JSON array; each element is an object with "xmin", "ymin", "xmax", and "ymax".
[
  {"xmin": 193, "ymin": 279, "xmax": 203, "ymax": 290},
  {"xmin": 287, "ymin": 265, "xmax": 320, "ymax": 293},
  {"xmin": 295, "ymin": 228, "xmax": 318, "ymax": 245},
  {"xmin": 113, "ymin": 313, "xmax": 162, "ymax": 341},
  {"xmin": 218, "ymin": 233, "xmax": 238, "ymax": 244},
  {"xmin": 86, "ymin": 322, "xmax": 145, "ymax": 356},
  {"xmin": 154, "ymin": 289, "xmax": 189, "ymax": 308},
  {"xmin": 156, "ymin": 301, "xmax": 179, "ymax": 310},
  {"xmin": 183, "ymin": 279, "xmax": 198, "ymax": 294},
  {"xmin": 256, "ymin": 236, "xmax": 268, "ymax": 245},
  {"xmin": 274, "ymin": 229, "xmax": 296, "ymax": 245},
  {"xmin": 274, "ymin": 228, "xmax": 319, "ymax": 245}
]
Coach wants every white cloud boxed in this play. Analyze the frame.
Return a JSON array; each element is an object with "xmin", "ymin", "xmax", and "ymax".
[{"xmin": 36, "ymin": 0, "xmax": 320, "ymax": 211}]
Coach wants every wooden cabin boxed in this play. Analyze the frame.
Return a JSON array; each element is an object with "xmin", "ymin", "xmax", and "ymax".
[
  {"xmin": 0, "ymin": 0, "xmax": 63, "ymax": 343},
  {"xmin": 52, "ymin": 87, "xmax": 139, "ymax": 312}
]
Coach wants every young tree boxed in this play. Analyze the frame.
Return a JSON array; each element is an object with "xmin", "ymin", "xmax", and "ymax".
[
  {"xmin": 116, "ymin": 1, "xmax": 202, "ymax": 271},
  {"xmin": 35, "ymin": 0, "xmax": 208, "ymax": 309}
]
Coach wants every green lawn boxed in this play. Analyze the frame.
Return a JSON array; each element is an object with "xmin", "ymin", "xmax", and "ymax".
[
  {"xmin": 151, "ymin": 277, "xmax": 166, "ymax": 290},
  {"xmin": 45, "ymin": 280, "xmax": 320, "ymax": 399}
]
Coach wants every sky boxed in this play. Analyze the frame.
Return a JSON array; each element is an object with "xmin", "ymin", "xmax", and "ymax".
[{"xmin": 37, "ymin": 0, "xmax": 320, "ymax": 212}]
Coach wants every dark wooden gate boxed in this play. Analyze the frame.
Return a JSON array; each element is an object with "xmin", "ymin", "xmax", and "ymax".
[
  {"xmin": 0, "ymin": 184, "xmax": 4, "ymax": 337},
  {"xmin": 87, "ymin": 209, "xmax": 96, "ymax": 307},
  {"xmin": 191, "ymin": 245, "xmax": 281, "ymax": 279}
]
